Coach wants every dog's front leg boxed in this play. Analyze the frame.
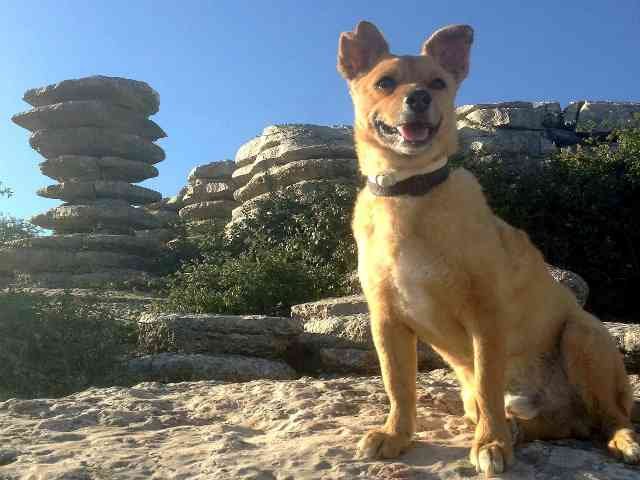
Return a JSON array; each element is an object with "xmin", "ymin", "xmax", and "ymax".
[
  {"xmin": 357, "ymin": 304, "xmax": 417, "ymax": 459},
  {"xmin": 469, "ymin": 327, "xmax": 514, "ymax": 475}
]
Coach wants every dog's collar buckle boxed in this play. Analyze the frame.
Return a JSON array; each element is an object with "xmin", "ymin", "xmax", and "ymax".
[{"xmin": 367, "ymin": 163, "xmax": 450, "ymax": 197}]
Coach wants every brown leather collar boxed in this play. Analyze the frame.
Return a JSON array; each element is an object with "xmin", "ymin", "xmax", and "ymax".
[{"xmin": 367, "ymin": 164, "xmax": 450, "ymax": 197}]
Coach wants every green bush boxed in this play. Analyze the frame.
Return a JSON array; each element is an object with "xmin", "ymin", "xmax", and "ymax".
[
  {"xmin": 0, "ymin": 291, "xmax": 136, "ymax": 399},
  {"xmin": 453, "ymin": 123, "xmax": 640, "ymax": 317},
  {"xmin": 161, "ymin": 183, "xmax": 358, "ymax": 316}
]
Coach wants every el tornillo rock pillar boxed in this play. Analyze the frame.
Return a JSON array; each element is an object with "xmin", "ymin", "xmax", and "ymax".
[{"xmin": 3, "ymin": 75, "xmax": 172, "ymax": 289}]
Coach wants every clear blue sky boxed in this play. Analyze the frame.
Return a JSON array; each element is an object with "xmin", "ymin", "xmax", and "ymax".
[{"xmin": 1, "ymin": 0, "xmax": 638, "ymax": 220}]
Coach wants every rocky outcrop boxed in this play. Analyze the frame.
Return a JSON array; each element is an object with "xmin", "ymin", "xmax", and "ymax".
[
  {"xmin": 1, "ymin": 370, "xmax": 638, "ymax": 479},
  {"xmin": 7, "ymin": 76, "xmax": 169, "ymax": 288},
  {"xmin": 230, "ymin": 124, "xmax": 358, "ymax": 226}
]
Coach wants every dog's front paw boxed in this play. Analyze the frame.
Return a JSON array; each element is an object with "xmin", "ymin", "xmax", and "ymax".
[
  {"xmin": 609, "ymin": 428, "xmax": 640, "ymax": 465},
  {"xmin": 357, "ymin": 429, "xmax": 412, "ymax": 459},
  {"xmin": 470, "ymin": 425, "xmax": 514, "ymax": 476}
]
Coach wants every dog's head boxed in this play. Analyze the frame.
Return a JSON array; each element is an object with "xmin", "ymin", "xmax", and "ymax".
[{"xmin": 338, "ymin": 21, "xmax": 473, "ymax": 176}]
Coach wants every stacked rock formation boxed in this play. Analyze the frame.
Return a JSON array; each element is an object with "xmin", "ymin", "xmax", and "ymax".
[
  {"xmin": 229, "ymin": 124, "xmax": 359, "ymax": 227},
  {"xmin": 456, "ymin": 100, "xmax": 640, "ymax": 161},
  {"xmin": 4, "ymin": 76, "xmax": 169, "ymax": 288},
  {"xmin": 174, "ymin": 160, "xmax": 237, "ymax": 230}
]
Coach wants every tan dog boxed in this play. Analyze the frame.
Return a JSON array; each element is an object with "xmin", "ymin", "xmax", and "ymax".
[{"xmin": 337, "ymin": 21, "xmax": 640, "ymax": 475}]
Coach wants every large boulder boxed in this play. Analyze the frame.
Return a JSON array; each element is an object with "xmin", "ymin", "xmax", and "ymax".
[
  {"xmin": 23, "ymin": 75, "xmax": 160, "ymax": 115},
  {"xmin": 575, "ymin": 101, "xmax": 640, "ymax": 133},
  {"xmin": 233, "ymin": 157, "xmax": 357, "ymax": 203},
  {"xmin": 128, "ymin": 353, "xmax": 297, "ymax": 382},
  {"xmin": 16, "ymin": 269, "xmax": 156, "ymax": 289},
  {"xmin": 607, "ymin": 323, "xmax": 640, "ymax": 374},
  {"xmin": 1, "ymin": 371, "xmax": 638, "ymax": 479},
  {"xmin": 30, "ymin": 200, "xmax": 162, "ymax": 233},
  {"xmin": 178, "ymin": 200, "xmax": 238, "ymax": 221},
  {"xmin": 458, "ymin": 101, "xmax": 562, "ymax": 130},
  {"xmin": 187, "ymin": 160, "xmax": 235, "ymax": 182},
  {"xmin": 39, "ymin": 155, "xmax": 159, "ymax": 183},
  {"xmin": 30, "ymin": 127, "xmax": 165, "ymax": 164},
  {"xmin": 12, "ymin": 100, "xmax": 166, "ymax": 140},
  {"xmin": 457, "ymin": 124, "xmax": 556, "ymax": 156},
  {"xmin": 182, "ymin": 179, "xmax": 235, "ymax": 203},
  {"xmin": 37, "ymin": 180, "xmax": 161, "ymax": 204},
  {"xmin": 138, "ymin": 313, "xmax": 302, "ymax": 359}
]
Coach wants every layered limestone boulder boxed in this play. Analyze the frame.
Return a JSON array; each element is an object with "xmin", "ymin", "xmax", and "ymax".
[
  {"xmin": 8, "ymin": 75, "xmax": 168, "ymax": 288},
  {"xmin": 1, "ymin": 371, "xmax": 638, "ymax": 479},
  {"xmin": 231, "ymin": 124, "xmax": 358, "ymax": 227}
]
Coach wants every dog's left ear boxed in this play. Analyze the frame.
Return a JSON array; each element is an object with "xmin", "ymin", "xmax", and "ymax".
[
  {"xmin": 422, "ymin": 25, "xmax": 474, "ymax": 83},
  {"xmin": 338, "ymin": 21, "xmax": 389, "ymax": 80}
]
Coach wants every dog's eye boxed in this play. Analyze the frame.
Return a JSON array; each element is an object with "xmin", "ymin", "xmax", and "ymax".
[
  {"xmin": 429, "ymin": 78, "xmax": 446, "ymax": 90},
  {"xmin": 375, "ymin": 76, "xmax": 396, "ymax": 91}
]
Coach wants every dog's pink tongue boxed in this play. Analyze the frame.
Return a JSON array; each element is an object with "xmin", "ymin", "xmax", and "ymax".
[{"xmin": 398, "ymin": 123, "xmax": 430, "ymax": 142}]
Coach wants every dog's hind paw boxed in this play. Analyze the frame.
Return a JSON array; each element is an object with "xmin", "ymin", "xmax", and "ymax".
[
  {"xmin": 609, "ymin": 428, "xmax": 640, "ymax": 465},
  {"xmin": 356, "ymin": 430, "xmax": 412, "ymax": 460}
]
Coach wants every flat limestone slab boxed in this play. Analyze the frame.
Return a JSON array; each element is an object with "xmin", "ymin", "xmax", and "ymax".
[
  {"xmin": 30, "ymin": 128, "xmax": 165, "ymax": 164},
  {"xmin": 128, "ymin": 352, "xmax": 297, "ymax": 382},
  {"xmin": 233, "ymin": 157, "xmax": 357, "ymax": 203},
  {"xmin": 1, "ymin": 371, "xmax": 638, "ymax": 479},
  {"xmin": 12, "ymin": 100, "xmax": 166, "ymax": 140},
  {"xmin": 4, "ymin": 233, "xmax": 164, "ymax": 256},
  {"xmin": 16, "ymin": 269, "xmax": 156, "ymax": 289},
  {"xmin": 181, "ymin": 180, "xmax": 235, "ymax": 203},
  {"xmin": 178, "ymin": 200, "xmax": 238, "ymax": 221},
  {"xmin": 138, "ymin": 313, "xmax": 302, "ymax": 359},
  {"xmin": 30, "ymin": 200, "xmax": 162, "ymax": 234},
  {"xmin": 23, "ymin": 75, "xmax": 160, "ymax": 115},
  {"xmin": 39, "ymin": 155, "xmax": 159, "ymax": 183},
  {"xmin": 187, "ymin": 160, "xmax": 235, "ymax": 182},
  {"xmin": 37, "ymin": 180, "xmax": 161, "ymax": 205}
]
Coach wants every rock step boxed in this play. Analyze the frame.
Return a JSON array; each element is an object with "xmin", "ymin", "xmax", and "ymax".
[
  {"xmin": 181, "ymin": 179, "xmax": 235, "ymax": 204},
  {"xmin": 233, "ymin": 157, "xmax": 357, "ymax": 203},
  {"xmin": 30, "ymin": 200, "xmax": 163, "ymax": 234},
  {"xmin": 12, "ymin": 100, "xmax": 166, "ymax": 140},
  {"xmin": 30, "ymin": 128, "xmax": 165, "ymax": 164},
  {"xmin": 23, "ymin": 75, "xmax": 160, "ymax": 115},
  {"xmin": 138, "ymin": 313, "xmax": 302, "ymax": 359},
  {"xmin": 178, "ymin": 200, "xmax": 238, "ymax": 221},
  {"xmin": 128, "ymin": 353, "xmax": 297, "ymax": 382},
  {"xmin": 0, "ymin": 248, "xmax": 152, "ymax": 274},
  {"xmin": 456, "ymin": 102, "xmax": 562, "ymax": 130},
  {"xmin": 187, "ymin": 160, "xmax": 235, "ymax": 182},
  {"xmin": 4, "ymin": 233, "xmax": 165, "ymax": 256},
  {"xmin": 16, "ymin": 269, "xmax": 157, "ymax": 289},
  {"xmin": 39, "ymin": 155, "xmax": 159, "ymax": 183},
  {"xmin": 37, "ymin": 180, "xmax": 161, "ymax": 205}
]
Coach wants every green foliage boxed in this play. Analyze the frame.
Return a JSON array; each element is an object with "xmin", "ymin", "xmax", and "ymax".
[
  {"xmin": 0, "ymin": 182, "xmax": 11, "ymax": 198},
  {"xmin": 161, "ymin": 183, "xmax": 358, "ymax": 316},
  {"xmin": 453, "ymin": 122, "xmax": 640, "ymax": 316},
  {"xmin": 0, "ymin": 214, "xmax": 42, "ymax": 243},
  {"xmin": 0, "ymin": 291, "xmax": 136, "ymax": 399}
]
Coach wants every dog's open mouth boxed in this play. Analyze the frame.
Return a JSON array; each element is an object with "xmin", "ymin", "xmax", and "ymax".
[{"xmin": 374, "ymin": 117, "xmax": 440, "ymax": 148}]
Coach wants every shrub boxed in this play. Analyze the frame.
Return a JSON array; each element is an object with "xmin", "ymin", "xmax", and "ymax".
[
  {"xmin": 161, "ymin": 183, "xmax": 358, "ymax": 316},
  {"xmin": 453, "ymin": 122, "xmax": 640, "ymax": 317},
  {"xmin": 0, "ymin": 291, "xmax": 136, "ymax": 399},
  {"xmin": 0, "ymin": 214, "xmax": 42, "ymax": 243}
]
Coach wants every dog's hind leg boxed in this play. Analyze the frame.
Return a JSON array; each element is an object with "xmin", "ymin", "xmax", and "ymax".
[
  {"xmin": 357, "ymin": 302, "xmax": 417, "ymax": 459},
  {"xmin": 561, "ymin": 311, "xmax": 640, "ymax": 464}
]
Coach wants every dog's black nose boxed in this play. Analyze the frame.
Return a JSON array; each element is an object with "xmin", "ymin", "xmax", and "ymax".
[{"xmin": 405, "ymin": 89, "xmax": 432, "ymax": 113}]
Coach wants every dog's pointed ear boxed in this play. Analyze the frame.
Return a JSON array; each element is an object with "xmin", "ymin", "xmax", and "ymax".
[
  {"xmin": 338, "ymin": 21, "xmax": 389, "ymax": 80},
  {"xmin": 422, "ymin": 25, "xmax": 473, "ymax": 82}
]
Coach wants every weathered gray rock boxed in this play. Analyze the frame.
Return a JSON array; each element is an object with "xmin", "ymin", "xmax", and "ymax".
[
  {"xmin": 30, "ymin": 200, "xmax": 161, "ymax": 233},
  {"xmin": 0, "ymin": 247, "xmax": 151, "ymax": 273},
  {"xmin": 233, "ymin": 157, "xmax": 357, "ymax": 203},
  {"xmin": 142, "ymin": 207, "xmax": 180, "ymax": 227},
  {"xmin": 182, "ymin": 180, "xmax": 235, "ymax": 203},
  {"xmin": 576, "ymin": 101, "xmax": 640, "ymax": 133},
  {"xmin": 138, "ymin": 313, "xmax": 302, "ymax": 359},
  {"xmin": 232, "ymin": 124, "xmax": 355, "ymax": 185},
  {"xmin": 4, "ymin": 233, "xmax": 164, "ymax": 256},
  {"xmin": 607, "ymin": 323, "xmax": 640, "ymax": 374},
  {"xmin": 134, "ymin": 228, "xmax": 176, "ymax": 244},
  {"xmin": 458, "ymin": 101, "xmax": 562, "ymax": 130},
  {"xmin": 17, "ymin": 269, "xmax": 156, "ymax": 289},
  {"xmin": 187, "ymin": 160, "xmax": 235, "ymax": 182},
  {"xmin": 12, "ymin": 100, "xmax": 166, "ymax": 140},
  {"xmin": 563, "ymin": 101, "xmax": 585, "ymax": 128},
  {"xmin": 231, "ymin": 179, "xmax": 354, "ymax": 221},
  {"xmin": 128, "ymin": 353, "xmax": 297, "ymax": 382},
  {"xmin": 178, "ymin": 200, "xmax": 238, "ymax": 221},
  {"xmin": 37, "ymin": 180, "xmax": 161, "ymax": 204},
  {"xmin": 547, "ymin": 264, "xmax": 589, "ymax": 307},
  {"xmin": 23, "ymin": 75, "xmax": 160, "ymax": 115},
  {"xmin": 39, "ymin": 155, "xmax": 159, "ymax": 183},
  {"xmin": 457, "ymin": 123, "xmax": 556, "ymax": 156},
  {"xmin": 291, "ymin": 295, "xmax": 368, "ymax": 323},
  {"xmin": 2, "ymin": 371, "xmax": 637, "ymax": 479},
  {"xmin": 30, "ymin": 127, "xmax": 165, "ymax": 164}
]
